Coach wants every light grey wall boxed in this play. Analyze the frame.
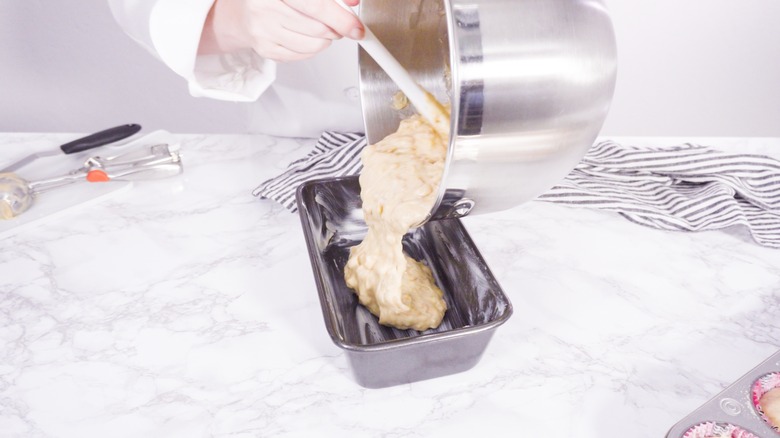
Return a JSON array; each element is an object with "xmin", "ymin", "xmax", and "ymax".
[
  {"xmin": 0, "ymin": 0, "xmax": 246, "ymax": 134},
  {"xmin": 603, "ymin": 0, "xmax": 780, "ymax": 137},
  {"xmin": 1, "ymin": 0, "xmax": 779, "ymax": 136}
]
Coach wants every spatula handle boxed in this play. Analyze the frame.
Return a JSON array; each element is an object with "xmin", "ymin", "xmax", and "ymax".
[
  {"xmin": 60, "ymin": 123, "xmax": 142, "ymax": 154},
  {"xmin": 335, "ymin": 0, "xmax": 450, "ymax": 136},
  {"xmin": 359, "ymin": 28, "xmax": 451, "ymax": 136}
]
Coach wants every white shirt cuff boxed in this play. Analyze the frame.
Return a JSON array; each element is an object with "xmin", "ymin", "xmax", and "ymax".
[
  {"xmin": 190, "ymin": 50, "xmax": 276, "ymax": 101},
  {"xmin": 149, "ymin": 0, "xmax": 275, "ymax": 101}
]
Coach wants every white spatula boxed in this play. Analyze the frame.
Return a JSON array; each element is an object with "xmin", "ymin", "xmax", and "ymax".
[{"xmin": 339, "ymin": 3, "xmax": 451, "ymax": 136}]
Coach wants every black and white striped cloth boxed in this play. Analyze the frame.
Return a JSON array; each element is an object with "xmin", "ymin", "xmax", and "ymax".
[
  {"xmin": 253, "ymin": 132, "xmax": 366, "ymax": 210},
  {"xmin": 253, "ymin": 134, "xmax": 780, "ymax": 249}
]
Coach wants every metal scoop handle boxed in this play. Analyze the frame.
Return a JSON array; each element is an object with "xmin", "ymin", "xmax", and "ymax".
[
  {"xmin": 85, "ymin": 162, "xmax": 183, "ymax": 183},
  {"xmin": 82, "ymin": 143, "xmax": 178, "ymax": 169},
  {"xmin": 28, "ymin": 144, "xmax": 182, "ymax": 193}
]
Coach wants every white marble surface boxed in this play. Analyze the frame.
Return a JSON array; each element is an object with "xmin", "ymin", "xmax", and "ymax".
[{"xmin": 1, "ymin": 133, "xmax": 779, "ymax": 438}]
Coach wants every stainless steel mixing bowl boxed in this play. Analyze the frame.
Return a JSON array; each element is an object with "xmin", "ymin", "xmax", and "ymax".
[{"xmin": 358, "ymin": 0, "xmax": 618, "ymax": 220}]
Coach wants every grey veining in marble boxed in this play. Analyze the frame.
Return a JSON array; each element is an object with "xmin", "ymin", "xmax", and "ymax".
[{"xmin": 1, "ymin": 134, "xmax": 779, "ymax": 437}]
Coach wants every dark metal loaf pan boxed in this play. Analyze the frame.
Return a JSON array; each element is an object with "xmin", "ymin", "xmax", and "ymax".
[{"xmin": 296, "ymin": 176, "xmax": 512, "ymax": 388}]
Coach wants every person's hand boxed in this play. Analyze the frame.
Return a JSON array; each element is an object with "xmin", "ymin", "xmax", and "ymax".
[{"xmin": 199, "ymin": 0, "xmax": 364, "ymax": 62}]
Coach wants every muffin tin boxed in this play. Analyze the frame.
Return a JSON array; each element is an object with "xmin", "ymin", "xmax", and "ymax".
[
  {"xmin": 296, "ymin": 176, "xmax": 513, "ymax": 388},
  {"xmin": 667, "ymin": 350, "xmax": 780, "ymax": 437}
]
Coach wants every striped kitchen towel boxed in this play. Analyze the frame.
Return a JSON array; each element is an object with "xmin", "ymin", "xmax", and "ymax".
[{"xmin": 253, "ymin": 135, "xmax": 780, "ymax": 248}]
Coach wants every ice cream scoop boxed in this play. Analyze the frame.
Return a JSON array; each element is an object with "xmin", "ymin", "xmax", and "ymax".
[
  {"xmin": 0, "ymin": 173, "xmax": 34, "ymax": 220},
  {"xmin": 0, "ymin": 143, "xmax": 182, "ymax": 220}
]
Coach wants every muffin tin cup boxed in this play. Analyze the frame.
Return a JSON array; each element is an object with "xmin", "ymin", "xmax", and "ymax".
[
  {"xmin": 667, "ymin": 350, "xmax": 780, "ymax": 437},
  {"xmin": 682, "ymin": 421, "xmax": 760, "ymax": 438},
  {"xmin": 752, "ymin": 372, "xmax": 780, "ymax": 432}
]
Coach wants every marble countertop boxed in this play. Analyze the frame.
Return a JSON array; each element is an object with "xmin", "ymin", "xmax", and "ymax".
[{"xmin": 1, "ymin": 133, "xmax": 779, "ymax": 438}]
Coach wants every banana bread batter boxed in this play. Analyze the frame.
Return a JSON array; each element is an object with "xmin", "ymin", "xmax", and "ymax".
[
  {"xmin": 344, "ymin": 115, "xmax": 448, "ymax": 331},
  {"xmin": 0, "ymin": 173, "xmax": 33, "ymax": 220},
  {"xmin": 761, "ymin": 387, "xmax": 780, "ymax": 428}
]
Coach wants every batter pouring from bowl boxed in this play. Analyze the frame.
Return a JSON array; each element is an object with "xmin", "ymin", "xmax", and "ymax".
[{"xmin": 344, "ymin": 113, "xmax": 449, "ymax": 331}]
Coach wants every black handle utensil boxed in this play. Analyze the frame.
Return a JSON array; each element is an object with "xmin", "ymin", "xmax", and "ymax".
[{"xmin": 0, "ymin": 123, "xmax": 142, "ymax": 173}]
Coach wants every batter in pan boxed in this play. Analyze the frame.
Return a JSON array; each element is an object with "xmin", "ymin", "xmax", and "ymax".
[{"xmin": 344, "ymin": 114, "xmax": 448, "ymax": 331}]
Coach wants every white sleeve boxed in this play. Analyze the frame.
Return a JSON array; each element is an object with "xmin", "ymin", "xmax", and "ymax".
[{"xmin": 107, "ymin": 0, "xmax": 276, "ymax": 102}]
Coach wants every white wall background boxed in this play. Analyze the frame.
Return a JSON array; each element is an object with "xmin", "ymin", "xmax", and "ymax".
[
  {"xmin": 0, "ymin": 0, "xmax": 246, "ymax": 134},
  {"xmin": 1, "ymin": 0, "xmax": 779, "ymax": 136},
  {"xmin": 603, "ymin": 0, "xmax": 780, "ymax": 137}
]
